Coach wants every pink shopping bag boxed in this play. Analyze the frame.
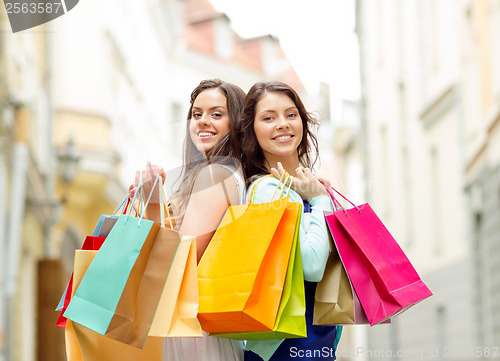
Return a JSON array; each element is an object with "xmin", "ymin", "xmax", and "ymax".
[{"xmin": 324, "ymin": 187, "xmax": 432, "ymax": 326}]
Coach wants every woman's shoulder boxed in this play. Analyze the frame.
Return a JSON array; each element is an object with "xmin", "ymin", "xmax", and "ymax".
[
  {"xmin": 195, "ymin": 164, "xmax": 238, "ymax": 182},
  {"xmin": 192, "ymin": 164, "xmax": 244, "ymax": 191}
]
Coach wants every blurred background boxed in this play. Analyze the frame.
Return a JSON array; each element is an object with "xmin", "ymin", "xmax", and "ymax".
[{"xmin": 0, "ymin": 0, "xmax": 499, "ymax": 360}]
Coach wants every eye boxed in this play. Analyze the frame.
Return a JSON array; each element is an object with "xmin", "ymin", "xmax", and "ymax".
[
  {"xmin": 263, "ymin": 115, "xmax": 273, "ymax": 122},
  {"xmin": 211, "ymin": 112, "xmax": 223, "ymax": 119},
  {"xmin": 287, "ymin": 112, "xmax": 297, "ymax": 119},
  {"xmin": 192, "ymin": 112, "xmax": 202, "ymax": 119}
]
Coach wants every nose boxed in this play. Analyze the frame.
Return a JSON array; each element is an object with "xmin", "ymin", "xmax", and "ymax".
[
  {"xmin": 276, "ymin": 116, "xmax": 290, "ymax": 130},
  {"xmin": 196, "ymin": 114, "xmax": 211, "ymax": 127}
]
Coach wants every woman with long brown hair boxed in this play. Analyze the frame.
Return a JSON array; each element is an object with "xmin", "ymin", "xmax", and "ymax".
[
  {"xmin": 239, "ymin": 81, "xmax": 342, "ymax": 361},
  {"xmin": 130, "ymin": 78, "xmax": 246, "ymax": 360}
]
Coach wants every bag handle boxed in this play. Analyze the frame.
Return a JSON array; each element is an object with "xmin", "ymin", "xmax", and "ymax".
[
  {"xmin": 270, "ymin": 172, "xmax": 293, "ymax": 201},
  {"xmin": 125, "ymin": 173, "xmax": 144, "ymax": 223},
  {"xmin": 247, "ymin": 172, "xmax": 293, "ymax": 206},
  {"xmin": 113, "ymin": 196, "xmax": 130, "ymax": 216},
  {"xmin": 138, "ymin": 174, "xmax": 175, "ymax": 229},
  {"xmin": 158, "ymin": 176, "xmax": 174, "ymax": 230},
  {"xmin": 140, "ymin": 174, "xmax": 160, "ymax": 223},
  {"xmin": 323, "ymin": 185, "xmax": 361, "ymax": 215},
  {"xmin": 323, "ymin": 185, "xmax": 344, "ymax": 213}
]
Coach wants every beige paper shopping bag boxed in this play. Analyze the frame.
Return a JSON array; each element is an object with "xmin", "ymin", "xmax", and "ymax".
[
  {"xmin": 314, "ymin": 227, "xmax": 372, "ymax": 325},
  {"xmin": 149, "ymin": 236, "xmax": 202, "ymax": 337}
]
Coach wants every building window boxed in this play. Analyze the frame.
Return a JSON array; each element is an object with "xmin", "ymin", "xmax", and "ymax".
[{"xmin": 214, "ymin": 16, "xmax": 233, "ymax": 60}]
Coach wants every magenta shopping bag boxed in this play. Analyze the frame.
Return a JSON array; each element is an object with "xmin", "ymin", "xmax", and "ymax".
[{"xmin": 324, "ymin": 187, "xmax": 432, "ymax": 326}]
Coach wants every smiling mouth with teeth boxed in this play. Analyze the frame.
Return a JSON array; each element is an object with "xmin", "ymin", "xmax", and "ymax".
[
  {"xmin": 198, "ymin": 132, "xmax": 216, "ymax": 137},
  {"xmin": 273, "ymin": 135, "xmax": 294, "ymax": 141}
]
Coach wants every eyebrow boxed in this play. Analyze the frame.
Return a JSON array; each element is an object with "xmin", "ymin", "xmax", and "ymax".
[
  {"xmin": 192, "ymin": 106, "xmax": 226, "ymax": 111},
  {"xmin": 258, "ymin": 106, "xmax": 298, "ymax": 115}
]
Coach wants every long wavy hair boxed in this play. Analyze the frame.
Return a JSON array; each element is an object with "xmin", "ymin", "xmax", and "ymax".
[
  {"xmin": 239, "ymin": 81, "xmax": 320, "ymax": 185},
  {"xmin": 171, "ymin": 79, "xmax": 246, "ymax": 221}
]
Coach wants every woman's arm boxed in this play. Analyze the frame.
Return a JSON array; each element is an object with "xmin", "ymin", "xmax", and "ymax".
[
  {"xmin": 179, "ymin": 165, "xmax": 241, "ymax": 263},
  {"xmin": 298, "ymin": 195, "xmax": 332, "ymax": 281}
]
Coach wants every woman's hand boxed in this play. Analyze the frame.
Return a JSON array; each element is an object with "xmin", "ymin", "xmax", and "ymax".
[
  {"xmin": 127, "ymin": 183, "xmax": 141, "ymax": 213},
  {"xmin": 270, "ymin": 162, "xmax": 327, "ymax": 202},
  {"xmin": 314, "ymin": 174, "xmax": 331, "ymax": 190},
  {"xmin": 129, "ymin": 162, "xmax": 166, "ymax": 204}
]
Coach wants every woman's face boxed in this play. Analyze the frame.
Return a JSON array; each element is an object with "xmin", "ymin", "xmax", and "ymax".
[
  {"xmin": 189, "ymin": 88, "xmax": 230, "ymax": 154},
  {"xmin": 253, "ymin": 91, "xmax": 303, "ymax": 161}
]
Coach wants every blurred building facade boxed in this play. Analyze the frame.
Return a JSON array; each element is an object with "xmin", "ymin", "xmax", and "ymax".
[
  {"xmin": 0, "ymin": 0, "xmax": 312, "ymax": 360},
  {"xmin": 352, "ymin": 0, "xmax": 500, "ymax": 358}
]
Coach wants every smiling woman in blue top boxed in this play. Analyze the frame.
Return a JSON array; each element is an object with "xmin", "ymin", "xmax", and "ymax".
[{"xmin": 238, "ymin": 81, "xmax": 342, "ymax": 361}]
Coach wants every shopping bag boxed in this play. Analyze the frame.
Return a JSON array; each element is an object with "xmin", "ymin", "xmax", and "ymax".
[
  {"xmin": 56, "ymin": 235, "xmax": 106, "ymax": 327},
  {"xmin": 197, "ymin": 174, "xmax": 299, "ymax": 334},
  {"xmin": 64, "ymin": 250, "xmax": 162, "ymax": 361},
  {"xmin": 92, "ymin": 215, "xmax": 119, "ymax": 237},
  {"xmin": 324, "ymin": 186, "xmax": 432, "ymax": 326},
  {"xmin": 66, "ymin": 176, "xmax": 197, "ymax": 347},
  {"xmin": 91, "ymin": 196, "xmax": 129, "ymax": 236},
  {"xmin": 56, "ymin": 197, "xmax": 128, "ymax": 314},
  {"xmin": 212, "ymin": 204, "xmax": 306, "ymax": 340},
  {"xmin": 64, "ymin": 180, "xmax": 164, "ymax": 348},
  {"xmin": 149, "ymin": 235, "xmax": 203, "ymax": 337},
  {"xmin": 149, "ymin": 176, "xmax": 203, "ymax": 337},
  {"xmin": 313, "ymin": 227, "xmax": 370, "ymax": 325}
]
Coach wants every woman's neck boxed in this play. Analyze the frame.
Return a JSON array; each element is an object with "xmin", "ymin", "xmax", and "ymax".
[{"xmin": 265, "ymin": 154, "xmax": 301, "ymax": 176}]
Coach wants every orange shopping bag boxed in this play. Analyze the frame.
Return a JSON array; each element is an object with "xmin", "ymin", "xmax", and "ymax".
[{"xmin": 197, "ymin": 174, "xmax": 299, "ymax": 334}]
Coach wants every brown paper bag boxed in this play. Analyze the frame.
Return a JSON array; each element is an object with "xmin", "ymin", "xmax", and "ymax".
[
  {"xmin": 313, "ymin": 228, "xmax": 372, "ymax": 325},
  {"xmin": 313, "ymin": 247, "xmax": 371, "ymax": 325},
  {"xmin": 105, "ymin": 227, "xmax": 182, "ymax": 346}
]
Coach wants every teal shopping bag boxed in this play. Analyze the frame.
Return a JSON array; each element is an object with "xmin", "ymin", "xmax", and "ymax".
[
  {"xmin": 63, "ymin": 214, "xmax": 159, "ymax": 334},
  {"xmin": 63, "ymin": 179, "xmax": 164, "ymax": 348},
  {"xmin": 56, "ymin": 197, "xmax": 128, "ymax": 313}
]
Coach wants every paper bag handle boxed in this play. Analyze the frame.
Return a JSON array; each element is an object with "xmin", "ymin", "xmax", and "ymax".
[{"xmin": 158, "ymin": 176, "xmax": 174, "ymax": 230}]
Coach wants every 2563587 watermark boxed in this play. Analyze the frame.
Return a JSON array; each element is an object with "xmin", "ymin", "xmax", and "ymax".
[
  {"xmin": 289, "ymin": 346, "xmax": 500, "ymax": 359},
  {"xmin": 5, "ymin": 2, "xmax": 62, "ymax": 13},
  {"xmin": 2, "ymin": 0, "xmax": 80, "ymax": 33}
]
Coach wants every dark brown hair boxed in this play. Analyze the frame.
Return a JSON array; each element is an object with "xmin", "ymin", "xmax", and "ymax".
[
  {"xmin": 239, "ymin": 81, "xmax": 319, "ymax": 185},
  {"xmin": 171, "ymin": 79, "xmax": 246, "ymax": 219}
]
